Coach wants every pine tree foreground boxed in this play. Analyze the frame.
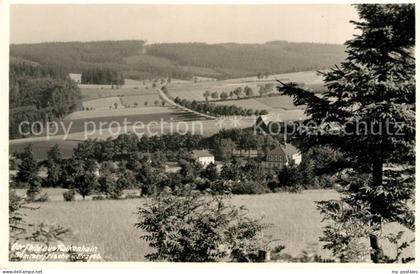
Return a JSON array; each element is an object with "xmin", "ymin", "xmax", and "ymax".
[{"xmin": 278, "ymin": 4, "xmax": 415, "ymax": 263}]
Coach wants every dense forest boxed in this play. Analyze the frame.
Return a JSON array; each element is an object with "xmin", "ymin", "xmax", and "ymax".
[
  {"xmin": 9, "ymin": 62, "xmax": 81, "ymax": 139},
  {"xmin": 10, "ymin": 40, "xmax": 346, "ymax": 80},
  {"xmin": 81, "ymin": 68, "xmax": 125, "ymax": 85}
]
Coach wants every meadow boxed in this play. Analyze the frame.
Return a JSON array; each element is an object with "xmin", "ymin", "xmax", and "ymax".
[
  {"xmin": 120, "ymin": 94, "xmax": 162, "ymax": 108},
  {"xmin": 65, "ymin": 106, "xmax": 174, "ymax": 121},
  {"xmin": 162, "ymin": 70, "xmax": 320, "ymax": 122},
  {"xmin": 17, "ymin": 189, "xmax": 414, "ymax": 262},
  {"xmin": 82, "ymin": 97, "xmax": 124, "ymax": 110}
]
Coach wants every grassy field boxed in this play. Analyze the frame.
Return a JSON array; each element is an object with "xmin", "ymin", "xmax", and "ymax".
[
  {"xmin": 255, "ymin": 95, "xmax": 302, "ymax": 110},
  {"xmin": 166, "ymin": 70, "xmax": 323, "ymax": 102},
  {"xmin": 65, "ymin": 106, "xmax": 174, "ymax": 121},
  {"xmin": 16, "ymin": 189, "xmax": 414, "ymax": 262},
  {"xmin": 120, "ymin": 94, "xmax": 162, "ymax": 108},
  {"xmin": 214, "ymin": 98, "xmax": 271, "ymax": 111},
  {"xmin": 82, "ymin": 97, "xmax": 125, "ymax": 110},
  {"xmin": 79, "ymin": 81, "xmax": 163, "ymax": 101}
]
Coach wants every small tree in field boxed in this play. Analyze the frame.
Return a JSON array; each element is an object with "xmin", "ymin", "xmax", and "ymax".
[
  {"xmin": 278, "ymin": 4, "xmax": 415, "ymax": 263},
  {"xmin": 203, "ymin": 90, "xmax": 210, "ymax": 101},
  {"xmin": 211, "ymin": 91, "xmax": 219, "ymax": 100},
  {"xmin": 16, "ymin": 145, "xmax": 41, "ymax": 200},
  {"xmin": 136, "ymin": 191, "xmax": 266, "ymax": 262},
  {"xmin": 75, "ymin": 172, "xmax": 97, "ymax": 200},
  {"xmin": 233, "ymin": 87, "xmax": 242, "ymax": 99},
  {"xmin": 46, "ymin": 144, "xmax": 62, "ymax": 188},
  {"xmin": 244, "ymin": 86, "xmax": 253, "ymax": 97},
  {"xmin": 220, "ymin": 91, "xmax": 229, "ymax": 101}
]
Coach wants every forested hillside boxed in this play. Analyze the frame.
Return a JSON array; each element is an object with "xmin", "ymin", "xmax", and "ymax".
[
  {"xmin": 146, "ymin": 41, "xmax": 346, "ymax": 78},
  {"xmin": 9, "ymin": 61, "xmax": 81, "ymax": 139},
  {"xmin": 10, "ymin": 40, "xmax": 346, "ymax": 80}
]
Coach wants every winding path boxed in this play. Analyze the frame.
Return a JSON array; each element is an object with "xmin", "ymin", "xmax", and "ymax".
[{"xmin": 157, "ymin": 88, "xmax": 217, "ymax": 120}]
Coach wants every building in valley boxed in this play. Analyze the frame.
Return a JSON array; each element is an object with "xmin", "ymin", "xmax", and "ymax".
[
  {"xmin": 192, "ymin": 149, "xmax": 215, "ymax": 167},
  {"xmin": 262, "ymin": 144, "xmax": 301, "ymax": 172},
  {"xmin": 69, "ymin": 73, "xmax": 82, "ymax": 84}
]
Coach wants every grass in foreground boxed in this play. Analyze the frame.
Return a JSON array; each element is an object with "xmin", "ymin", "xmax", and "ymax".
[{"xmin": 20, "ymin": 189, "xmax": 414, "ymax": 261}]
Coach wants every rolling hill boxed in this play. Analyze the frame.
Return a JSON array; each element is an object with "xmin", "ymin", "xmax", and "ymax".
[{"xmin": 10, "ymin": 40, "xmax": 346, "ymax": 80}]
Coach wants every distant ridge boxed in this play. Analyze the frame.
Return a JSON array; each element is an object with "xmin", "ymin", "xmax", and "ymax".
[{"xmin": 10, "ymin": 40, "xmax": 346, "ymax": 80}]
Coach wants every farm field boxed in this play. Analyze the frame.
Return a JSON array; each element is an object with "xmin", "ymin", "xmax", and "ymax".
[
  {"xmin": 166, "ymin": 81, "xmax": 277, "ymax": 102},
  {"xmin": 60, "ymin": 111, "xmax": 190, "ymax": 135},
  {"xmin": 12, "ymin": 110, "xmax": 192, "ymax": 140},
  {"xmin": 223, "ymin": 70, "xmax": 325, "ymax": 85},
  {"xmin": 18, "ymin": 190, "xmax": 414, "ymax": 262},
  {"xmin": 79, "ymin": 82, "xmax": 163, "ymax": 101},
  {"xmin": 214, "ymin": 98, "xmax": 271, "ymax": 111},
  {"xmin": 265, "ymin": 109, "xmax": 307, "ymax": 122},
  {"xmin": 72, "ymin": 71, "xmax": 322, "ymax": 125},
  {"xmin": 80, "ymin": 87, "xmax": 150, "ymax": 101},
  {"xmin": 120, "ymin": 94, "xmax": 162, "ymax": 108},
  {"xmin": 62, "ymin": 116, "xmax": 256, "ymax": 141},
  {"xmin": 255, "ymin": 95, "xmax": 302, "ymax": 110},
  {"xmin": 82, "ymin": 97, "xmax": 124, "ymax": 110},
  {"xmin": 65, "ymin": 106, "xmax": 174, "ymax": 120},
  {"xmin": 163, "ymin": 70, "xmax": 324, "ymax": 115}
]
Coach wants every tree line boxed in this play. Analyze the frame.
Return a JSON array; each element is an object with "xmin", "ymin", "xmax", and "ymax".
[
  {"xmin": 174, "ymin": 97, "xmax": 268, "ymax": 117},
  {"xmin": 201, "ymin": 84, "xmax": 275, "ymax": 102},
  {"xmin": 81, "ymin": 68, "xmax": 125, "ymax": 85},
  {"xmin": 12, "ymin": 129, "xmax": 341, "ymax": 202}
]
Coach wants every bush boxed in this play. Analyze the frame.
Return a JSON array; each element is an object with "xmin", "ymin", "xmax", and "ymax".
[
  {"xmin": 136, "ymin": 192, "xmax": 267, "ymax": 262},
  {"xmin": 35, "ymin": 192, "xmax": 49, "ymax": 202},
  {"xmin": 208, "ymin": 180, "xmax": 233, "ymax": 195},
  {"xmin": 276, "ymin": 185, "xmax": 303, "ymax": 193},
  {"xmin": 231, "ymin": 180, "xmax": 268, "ymax": 195},
  {"xmin": 63, "ymin": 189, "xmax": 75, "ymax": 202},
  {"xmin": 123, "ymin": 192, "xmax": 141, "ymax": 199}
]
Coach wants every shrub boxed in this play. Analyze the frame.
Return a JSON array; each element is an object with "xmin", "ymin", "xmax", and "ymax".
[
  {"xmin": 124, "ymin": 192, "xmax": 141, "ymax": 199},
  {"xmin": 35, "ymin": 193, "xmax": 49, "ymax": 202},
  {"xmin": 231, "ymin": 180, "xmax": 268, "ymax": 195},
  {"xmin": 208, "ymin": 180, "xmax": 233, "ymax": 195},
  {"xmin": 136, "ymin": 192, "xmax": 267, "ymax": 262},
  {"xmin": 63, "ymin": 189, "xmax": 75, "ymax": 202}
]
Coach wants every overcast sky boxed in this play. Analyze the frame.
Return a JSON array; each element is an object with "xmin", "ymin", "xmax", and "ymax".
[{"xmin": 10, "ymin": 5, "xmax": 359, "ymax": 45}]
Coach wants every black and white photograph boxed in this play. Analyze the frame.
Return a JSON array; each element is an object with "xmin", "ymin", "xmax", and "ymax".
[{"xmin": 1, "ymin": 1, "xmax": 417, "ymax": 272}]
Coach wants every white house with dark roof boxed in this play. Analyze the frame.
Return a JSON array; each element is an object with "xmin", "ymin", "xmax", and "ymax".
[
  {"xmin": 192, "ymin": 149, "xmax": 215, "ymax": 167},
  {"xmin": 261, "ymin": 144, "xmax": 301, "ymax": 171},
  {"xmin": 283, "ymin": 143, "xmax": 302, "ymax": 166}
]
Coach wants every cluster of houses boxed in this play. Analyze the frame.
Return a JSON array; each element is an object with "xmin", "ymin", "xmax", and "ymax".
[{"xmin": 192, "ymin": 115, "xmax": 302, "ymax": 171}]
